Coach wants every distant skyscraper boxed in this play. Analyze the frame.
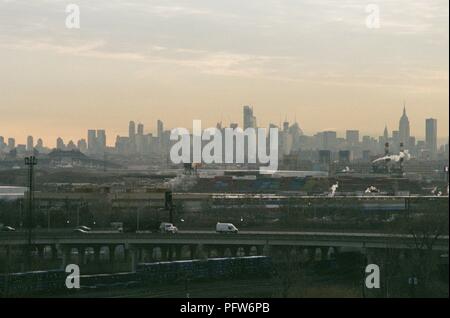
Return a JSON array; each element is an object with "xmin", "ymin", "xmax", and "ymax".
[
  {"xmin": 383, "ymin": 125, "xmax": 389, "ymax": 141},
  {"xmin": 346, "ymin": 130, "xmax": 359, "ymax": 146},
  {"xmin": 137, "ymin": 123, "xmax": 144, "ymax": 135},
  {"xmin": 243, "ymin": 105, "xmax": 257, "ymax": 130},
  {"xmin": 87, "ymin": 129, "xmax": 97, "ymax": 152},
  {"xmin": 56, "ymin": 137, "xmax": 65, "ymax": 150},
  {"xmin": 7, "ymin": 138, "xmax": 15, "ymax": 149},
  {"xmin": 157, "ymin": 120, "xmax": 164, "ymax": 139},
  {"xmin": 36, "ymin": 138, "xmax": 43, "ymax": 151},
  {"xmin": 26, "ymin": 135, "xmax": 34, "ymax": 152},
  {"xmin": 67, "ymin": 140, "xmax": 77, "ymax": 150},
  {"xmin": 322, "ymin": 131, "xmax": 337, "ymax": 150},
  {"xmin": 97, "ymin": 130, "xmax": 107, "ymax": 152},
  {"xmin": 426, "ymin": 118, "xmax": 438, "ymax": 154},
  {"xmin": 129, "ymin": 121, "xmax": 136, "ymax": 139},
  {"xmin": 77, "ymin": 139, "xmax": 87, "ymax": 153},
  {"xmin": 399, "ymin": 105, "xmax": 410, "ymax": 148}
]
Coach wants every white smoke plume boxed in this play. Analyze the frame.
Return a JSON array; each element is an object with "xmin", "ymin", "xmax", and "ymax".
[
  {"xmin": 329, "ymin": 182, "xmax": 339, "ymax": 197},
  {"xmin": 365, "ymin": 186, "xmax": 379, "ymax": 193}
]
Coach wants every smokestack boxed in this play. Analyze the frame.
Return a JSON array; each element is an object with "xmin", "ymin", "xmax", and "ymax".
[{"xmin": 384, "ymin": 142, "xmax": 389, "ymax": 155}]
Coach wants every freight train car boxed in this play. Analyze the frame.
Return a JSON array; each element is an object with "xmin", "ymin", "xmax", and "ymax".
[
  {"xmin": 0, "ymin": 256, "xmax": 273, "ymax": 296},
  {"xmin": 136, "ymin": 256, "xmax": 272, "ymax": 283},
  {"xmin": 0, "ymin": 269, "xmax": 66, "ymax": 297}
]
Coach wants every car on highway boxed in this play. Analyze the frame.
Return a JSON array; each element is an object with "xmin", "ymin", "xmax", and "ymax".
[
  {"xmin": 159, "ymin": 222, "xmax": 178, "ymax": 234},
  {"xmin": 216, "ymin": 222, "xmax": 238, "ymax": 234},
  {"xmin": 0, "ymin": 225, "xmax": 16, "ymax": 232},
  {"xmin": 75, "ymin": 225, "xmax": 92, "ymax": 232},
  {"xmin": 73, "ymin": 227, "xmax": 90, "ymax": 234}
]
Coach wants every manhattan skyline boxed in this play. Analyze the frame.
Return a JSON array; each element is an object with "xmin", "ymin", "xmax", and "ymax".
[{"xmin": 0, "ymin": 0, "xmax": 448, "ymax": 146}]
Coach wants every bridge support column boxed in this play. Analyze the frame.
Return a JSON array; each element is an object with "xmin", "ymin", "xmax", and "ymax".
[
  {"xmin": 93, "ymin": 246, "xmax": 100, "ymax": 262},
  {"xmin": 5, "ymin": 245, "xmax": 11, "ymax": 272},
  {"xmin": 307, "ymin": 247, "xmax": 316, "ymax": 263},
  {"xmin": 147, "ymin": 245, "xmax": 155, "ymax": 262},
  {"xmin": 189, "ymin": 245, "xmax": 196, "ymax": 259},
  {"xmin": 320, "ymin": 247, "xmax": 329, "ymax": 261},
  {"xmin": 174, "ymin": 246, "xmax": 183, "ymax": 260},
  {"xmin": 51, "ymin": 245, "xmax": 58, "ymax": 261},
  {"xmin": 167, "ymin": 246, "xmax": 175, "ymax": 261},
  {"xmin": 256, "ymin": 246, "xmax": 264, "ymax": 256},
  {"xmin": 109, "ymin": 245, "xmax": 116, "ymax": 264},
  {"xmin": 214, "ymin": 246, "xmax": 224, "ymax": 258},
  {"xmin": 200, "ymin": 245, "xmax": 209, "ymax": 259},
  {"xmin": 78, "ymin": 246, "xmax": 86, "ymax": 265},
  {"xmin": 229, "ymin": 246, "xmax": 238, "ymax": 258},
  {"xmin": 129, "ymin": 247, "xmax": 137, "ymax": 272},
  {"xmin": 262, "ymin": 244, "xmax": 271, "ymax": 256},
  {"xmin": 61, "ymin": 246, "xmax": 70, "ymax": 269},
  {"xmin": 36, "ymin": 245, "xmax": 44, "ymax": 259},
  {"xmin": 160, "ymin": 246, "xmax": 168, "ymax": 261}
]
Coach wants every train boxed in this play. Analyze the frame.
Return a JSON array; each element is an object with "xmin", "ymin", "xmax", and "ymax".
[{"xmin": 0, "ymin": 256, "xmax": 272, "ymax": 297}]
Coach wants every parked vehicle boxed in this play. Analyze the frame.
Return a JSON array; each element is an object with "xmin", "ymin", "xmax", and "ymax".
[
  {"xmin": 216, "ymin": 222, "xmax": 238, "ymax": 233},
  {"xmin": 159, "ymin": 222, "xmax": 178, "ymax": 234}
]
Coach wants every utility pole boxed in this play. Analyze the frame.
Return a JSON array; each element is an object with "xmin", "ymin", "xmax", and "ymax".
[
  {"xmin": 165, "ymin": 190, "xmax": 173, "ymax": 224},
  {"xmin": 24, "ymin": 156, "xmax": 37, "ymax": 271}
]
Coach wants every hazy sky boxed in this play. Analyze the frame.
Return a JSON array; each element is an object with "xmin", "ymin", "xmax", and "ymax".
[{"xmin": 0, "ymin": 0, "xmax": 448, "ymax": 147}]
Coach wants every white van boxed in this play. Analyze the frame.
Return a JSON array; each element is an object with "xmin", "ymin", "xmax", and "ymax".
[
  {"xmin": 160, "ymin": 222, "xmax": 178, "ymax": 234},
  {"xmin": 216, "ymin": 222, "xmax": 238, "ymax": 233}
]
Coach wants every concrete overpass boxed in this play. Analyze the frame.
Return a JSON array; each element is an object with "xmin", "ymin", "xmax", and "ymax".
[
  {"xmin": 1, "ymin": 231, "xmax": 448, "ymax": 272},
  {"xmin": 1, "ymin": 230, "xmax": 448, "ymax": 250}
]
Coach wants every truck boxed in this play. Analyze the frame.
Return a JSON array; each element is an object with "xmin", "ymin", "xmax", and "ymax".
[
  {"xmin": 159, "ymin": 222, "xmax": 178, "ymax": 234},
  {"xmin": 216, "ymin": 222, "xmax": 239, "ymax": 234}
]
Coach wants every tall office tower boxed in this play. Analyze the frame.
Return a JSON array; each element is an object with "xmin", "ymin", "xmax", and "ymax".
[
  {"xmin": 77, "ymin": 139, "xmax": 87, "ymax": 153},
  {"xmin": 66, "ymin": 140, "xmax": 77, "ymax": 150},
  {"xmin": 399, "ymin": 105, "xmax": 410, "ymax": 148},
  {"xmin": 282, "ymin": 120, "xmax": 289, "ymax": 132},
  {"xmin": 35, "ymin": 138, "xmax": 43, "ymax": 152},
  {"xmin": 8, "ymin": 138, "xmax": 15, "ymax": 149},
  {"xmin": 322, "ymin": 131, "xmax": 337, "ymax": 150},
  {"xmin": 56, "ymin": 137, "xmax": 65, "ymax": 150},
  {"xmin": 383, "ymin": 125, "xmax": 389, "ymax": 141},
  {"xmin": 243, "ymin": 105, "xmax": 257, "ymax": 130},
  {"xmin": 129, "ymin": 121, "xmax": 136, "ymax": 139},
  {"xmin": 26, "ymin": 135, "xmax": 34, "ymax": 152},
  {"xmin": 346, "ymin": 130, "xmax": 360, "ymax": 146},
  {"xmin": 392, "ymin": 130, "xmax": 399, "ymax": 151},
  {"xmin": 97, "ymin": 130, "xmax": 107, "ymax": 152},
  {"xmin": 137, "ymin": 123, "xmax": 144, "ymax": 135},
  {"xmin": 0, "ymin": 136, "xmax": 5, "ymax": 149},
  {"xmin": 87, "ymin": 129, "xmax": 97, "ymax": 153},
  {"xmin": 157, "ymin": 120, "xmax": 164, "ymax": 139},
  {"xmin": 426, "ymin": 118, "xmax": 438, "ymax": 155}
]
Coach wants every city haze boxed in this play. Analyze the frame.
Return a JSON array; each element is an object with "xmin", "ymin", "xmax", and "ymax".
[{"xmin": 0, "ymin": 0, "xmax": 448, "ymax": 147}]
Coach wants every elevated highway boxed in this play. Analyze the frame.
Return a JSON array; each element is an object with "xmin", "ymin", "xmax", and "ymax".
[{"xmin": 1, "ymin": 230, "xmax": 448, "ymax": 251}]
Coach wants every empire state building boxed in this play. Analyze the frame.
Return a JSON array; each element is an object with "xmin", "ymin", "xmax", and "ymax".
[{"xmin": 399, "ymin": 105, "xmax": 410, "ymax": 148}]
